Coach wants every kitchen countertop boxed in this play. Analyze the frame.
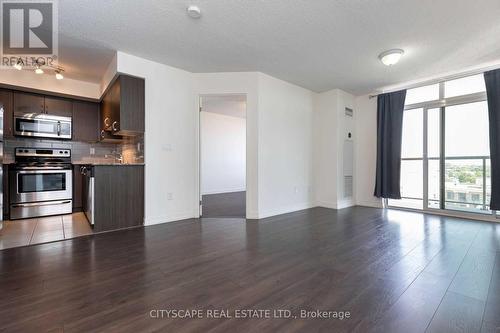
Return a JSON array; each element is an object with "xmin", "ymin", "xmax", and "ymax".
[
  {"xmin": 86, "ymin": 163, "xmax": 145, "ymax": 166},
  {"xmin": 3, "ymin": 162, "xmax": 144, "ymax": 166}
]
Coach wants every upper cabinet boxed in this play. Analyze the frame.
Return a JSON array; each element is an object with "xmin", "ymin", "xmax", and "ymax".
[
  {"xmin": 0, "ymin": 89, "xmax": 14, "ymax": 138},
  {"xmin": 13, "ymin": 92, "xmax": 44, "ymax": 114},
  {"xmin": 73, "ymin": 101, "xmax": 99, "ymax": 142},
  {"xmin": 44, "ymin": 96, "xmax": 73, "ymax": 117},
  {"xmin": 2, "ymin": 74, "xmax": 144, "ymax": 143},
  {"xmin": 13, "ymin": 92, "xmax": 72, "ymax": 118},
  {"xmin": 100, "ymin": 75, "xmax": 145, "ymax": 138}
]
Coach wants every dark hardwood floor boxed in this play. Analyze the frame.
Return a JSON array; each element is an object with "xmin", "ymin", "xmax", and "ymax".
[
  {"xmin": 202, "ymin": 191, "xmax": 246, "ymax": 218},
  {"xmin": 1, "ymin": 206, "xmax": 499, "ymax": 332}
]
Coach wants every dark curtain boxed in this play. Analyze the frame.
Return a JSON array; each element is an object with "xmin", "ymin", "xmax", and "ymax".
[
  {"xmin": 373, "ymin": 90, "xmax": 407, "ymax": 199},
  {"xmin": 485, "ymin": 69, "xmax": 500, "ymax": 210}
]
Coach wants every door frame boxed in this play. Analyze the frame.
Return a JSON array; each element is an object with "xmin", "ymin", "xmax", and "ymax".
[{"xmin": 197, "ymin": 93, "xmax": 248, "ymax": 218}]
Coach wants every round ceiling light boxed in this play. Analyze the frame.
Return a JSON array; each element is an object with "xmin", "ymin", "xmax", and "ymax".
[
  {"xmin": 379, "ymin": 49, "xmax": 404, "ymax": 66},
  {"xmin": 187, "ymin": 5, "xmax": 201, "ymax": 19}
]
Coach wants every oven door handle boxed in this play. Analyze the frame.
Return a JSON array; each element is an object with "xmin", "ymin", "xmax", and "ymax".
[
  {"xmin": 16, "ymin": 167, "xmax": 67, "ymax": 171},
  {"xmin": 12, "ymin": 200, "xmax": 72, "ymax": 208},
  {"xmin": 57, "ymin": 121, "xmax": 61, "ymax": 136}
]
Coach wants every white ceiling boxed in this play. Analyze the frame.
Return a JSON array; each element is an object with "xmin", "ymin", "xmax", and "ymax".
[
  {"xmin": 56, "ymin": 0, "xmax": 500, "ymax": 94},
  {"xmin": 201, "ymin": 94, "xmax": 246, "ymax": 119}
]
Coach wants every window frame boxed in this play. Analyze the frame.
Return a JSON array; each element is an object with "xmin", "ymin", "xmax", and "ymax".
[{"xmin": 385, "ymin": 78, "xmax": 497, "ymax": 220}]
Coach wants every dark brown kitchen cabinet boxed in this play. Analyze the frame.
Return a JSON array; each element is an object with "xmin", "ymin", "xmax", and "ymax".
[
  {"xmin": 13, "ymin": 92, "xmax": 44, "ymax": 114},
  {"xmin": 0, "ymin": 89, "xmax": 14, "ymax": 138},
  {"xmin": 72, "ymin": 165, "xmax": 83, "ymax": 212},
  {"xmin": 73, "ymin": 101, "xmax": 99, "ymax": 142},
  {"xmin": 13, "ymin": 92, "xmax": 72, "ymax": 117},
  {"xmin": 100, "ymin": 75, "xmax": 144, "ymax": 138},
  {"xmin": 93, "ymin": 165, "xmax": 144, "ymax": 232},
  {"xmin": 3, "ymin": 165, "xmax": 9, "ymax": 219},
  {"xmin": 44, "ymin": 96, "xmax": 73, "ymax": 117},
  {"xmin": 100, "ymin": 78, "xmax": 115, "ymax": 131}
]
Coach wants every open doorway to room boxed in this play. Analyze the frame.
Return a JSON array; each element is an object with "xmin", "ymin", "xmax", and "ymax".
[{"xmin": 199, "ymin": 94, "xmax": 247, "ymax": 218}]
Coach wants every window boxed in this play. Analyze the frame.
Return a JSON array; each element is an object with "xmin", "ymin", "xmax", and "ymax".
[
  {"xmin": 388, "ymin": 108, "xmax": 423, "ymax": 209},
  {"xmin": 444, "ymin": 101, "xmax": 490, "ymax": 213},
  {"xmin": 444, "ymin": 74, "xmax": 486, "ymax": 98},
  {"xmin": 405, "ymin": 84, "xmax": 440, "ymax": 105},
  {"xmin": 389, "ymin": 73, "xmax": 490, "ymax": 216}
]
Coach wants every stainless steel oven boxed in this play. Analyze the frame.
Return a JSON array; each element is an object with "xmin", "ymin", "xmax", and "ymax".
[
  {"xmin": 14, "ymin": 113, "xmax": 72, "ymax": 139},
  {"xmin": 10, "ymin": 148, "xmax": 72, "ymax": 219}
]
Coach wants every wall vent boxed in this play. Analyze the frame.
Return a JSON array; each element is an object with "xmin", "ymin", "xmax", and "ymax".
[{"xmin": 344, "ymin": 176, "xmax": 353, "ymax": 198}]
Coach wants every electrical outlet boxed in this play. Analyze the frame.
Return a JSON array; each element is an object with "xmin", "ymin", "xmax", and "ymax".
[
  {"xmin": 167, "ymin": 193, "xmax": 173, "ymax": 200},
  {"xmin": 294, "ymin": 187, "xmax": 299, "ymax": 194},
  {"xmin": 162, "ymin": 144, "xmax": 172, "ymax": 152},
  {"xmin": 90, "ymin": 147, "xmax": 95, "ymax": 155}
]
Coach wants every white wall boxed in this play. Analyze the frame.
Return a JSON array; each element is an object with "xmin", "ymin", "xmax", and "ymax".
[
  {"xmin": 195, "ymin": 72, "xmax": 315, "ymax": 219},
  {"xmin": 354, "ymin": 94, "xmax": 382, "ymax": 208},
  {"xmin": 313, "ymin": 88, "xmax": 355, "ymax": 209},
  {"xmin": 257, "ymin": 73, "xmax": 314, "ymax": 218},
  {"xmin": 0, "ymin": 68, "xmax": 101, "ymax": 99},
  {"xmin": 313, "ymin": 90, "xmax": 339, "ymax": 208},
  {"xmin": 116, "ymin": 51, "xmax": 197, "ymax": 225},
  {"xmin": 100, "ymin": 53, "xmax": 117, "ymax": 94},
  {"xmin": 201, "ymin": 111, "xmax": 246, "ymax": 194},
  {"xmin": 336, "ymin": 90, "xmax": 355, "ymax": 208},
  {"xmin": 194, "ymin": 72, "xmax": 260, "ymax": 218}
]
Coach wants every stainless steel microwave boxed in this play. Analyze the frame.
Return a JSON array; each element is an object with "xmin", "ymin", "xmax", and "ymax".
[{"xmin": 14, "ymin": 113, "xmax": 72, "ymax": 139}]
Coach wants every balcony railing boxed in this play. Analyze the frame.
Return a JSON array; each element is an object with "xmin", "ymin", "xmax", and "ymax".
[{"xmin": 396, "ymin": 155, "xmax": 490, "ymax": 213}]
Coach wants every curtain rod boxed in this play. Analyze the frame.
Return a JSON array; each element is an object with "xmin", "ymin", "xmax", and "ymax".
[{"xmin": 368, "ymin": 63, "xmax": 500, "ymax": 99}]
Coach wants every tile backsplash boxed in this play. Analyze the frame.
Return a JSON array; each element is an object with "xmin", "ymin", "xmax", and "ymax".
[{"xmin": 3, "ymin": 136, "xmax": 144, "ymax": 165}]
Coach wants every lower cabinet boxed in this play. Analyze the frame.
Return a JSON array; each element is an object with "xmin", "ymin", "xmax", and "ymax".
[
  {"xmin": 93, "ymin": 165, "xmax": 144, "ymax": 232},
  {"xmin": 72, "ymin": 165, "xmax": 83, "ymax": 212},
  {"xmin": 3, "ymin": 165, "xmax": 9, "ymax": 219}
]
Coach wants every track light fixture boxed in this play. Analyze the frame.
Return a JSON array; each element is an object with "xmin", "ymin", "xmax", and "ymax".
[
  {"xmin": 55, "ymin": 69, "xmax": 64, "ymax": 80},
  {"xmin": 12, "ymin": 57, "xmax": 65, "ymax": 79},
  {"xmin": 14, "ymin": 58, "xmax": 23, "ymax": 70},
  {"xmin": 35, "ymin": 63, "xmax": 44, "ymax": 74}
]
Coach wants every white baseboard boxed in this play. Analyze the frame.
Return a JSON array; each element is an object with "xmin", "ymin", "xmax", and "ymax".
[
  {"xmin": 356, "ymin": 199, "xmax": 383, "ymax": 208},
  {"xmin": 315, "ymin": 200, "xmax": 337, "ymax": 209},
  {"xmin": 257, "ymin": 202, "xmax": 314, "ymax": 219},
  {"xmin": 315, "ymin": 199, "xmax": 355, "ymax": 210},
  {"xmin": 144, "ymin": 211, "xmax": 196, "ymax": 226},
  {"xmin": 337, "ymin": 199, "xmax": 355, "ymax": 209}
]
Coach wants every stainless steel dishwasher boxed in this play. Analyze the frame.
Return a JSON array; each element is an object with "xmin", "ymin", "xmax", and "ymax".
[{"xmin": 81, "ymin": 166, "xmax": 94, "ymax": 226}]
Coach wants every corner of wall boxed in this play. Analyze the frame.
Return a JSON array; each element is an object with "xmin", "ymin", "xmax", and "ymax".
[{"xmin": 100, "ymin": 52, "xmax": 117, "ymax": 94}]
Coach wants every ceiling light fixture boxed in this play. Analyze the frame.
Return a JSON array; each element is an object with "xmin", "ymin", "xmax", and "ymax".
[
  {"xmin": 187, "ymin": 5, "xmax": 201, "ymax": 19},
  {"xmin": 379, "ymin": 49, "xmax": 404, "ymax": 66},
  {"xmin": 13, "ymin": 58, "xmax": 23, "ymax": 70},
  {"xmin": 55, "ymin": 69, "xmax": 64, "ymax": 80},
  {"xmin": 35, "ymin": 63, "xmax": 44, "ymax": 74}
]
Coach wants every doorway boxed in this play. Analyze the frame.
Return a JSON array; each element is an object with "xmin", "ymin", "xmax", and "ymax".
[{"xmin": 199, "ymin": 94, "xmax": 247, "ymax": 218}]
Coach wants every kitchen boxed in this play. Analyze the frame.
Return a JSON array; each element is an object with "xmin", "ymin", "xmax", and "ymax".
[{"xmin": 0, "ymin": 74, "xmax": 145, "ymax": 250}]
